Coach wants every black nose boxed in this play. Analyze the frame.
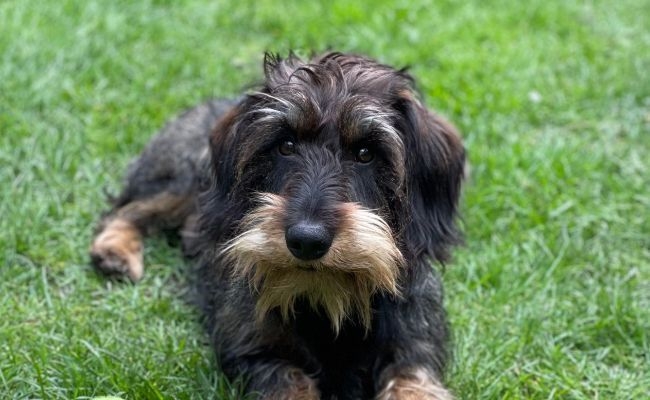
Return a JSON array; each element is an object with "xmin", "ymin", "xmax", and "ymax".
[{"xmin": 285, "ymin": 223, "xmax": 333, "ymax": 261}]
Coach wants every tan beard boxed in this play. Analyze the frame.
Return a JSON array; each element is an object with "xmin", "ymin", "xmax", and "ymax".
[{"xmin": 221, "ymin": 193, "xmax": 404, "ymax": 333}]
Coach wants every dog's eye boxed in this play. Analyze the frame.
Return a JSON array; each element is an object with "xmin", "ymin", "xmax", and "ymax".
[
  {"xmin": 279, "ymin": 140, "xmax": 296, "ymax": 156},
  {"xmin": 355, "ymin": 147, "xmax": 373, "ymax": 163}
]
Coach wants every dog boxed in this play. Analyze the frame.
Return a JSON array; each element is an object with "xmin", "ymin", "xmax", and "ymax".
[{"xmin": 90, "ymin": 52, "xmax": 465, "ymax": 399}]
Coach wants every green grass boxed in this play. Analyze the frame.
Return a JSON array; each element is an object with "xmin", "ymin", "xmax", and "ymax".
[{"xmin": 1, "ymin": 0, "xmax": 649, "ymax": 398}]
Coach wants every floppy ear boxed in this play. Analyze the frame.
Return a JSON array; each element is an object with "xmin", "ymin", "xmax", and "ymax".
[
  {"xmin": 209, "ymin": 105, "xmax": 241, "ymax": 196},
  {"xmin": 199, "ymin": 104, "xmax": 246, "ymax": 242},
  {"xmin": 396, "ymin": 94, "xmax": 465, "ymax": 263}
]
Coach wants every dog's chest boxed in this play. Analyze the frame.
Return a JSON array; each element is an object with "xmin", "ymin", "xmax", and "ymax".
[{"xmin": 290, "ymin": 302, "xmax": 378, "ymax": 399}]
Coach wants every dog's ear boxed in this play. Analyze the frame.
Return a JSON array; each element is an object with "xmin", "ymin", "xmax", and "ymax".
[
  {"xmin": 200, "ymin": 104, "xmax": 248, "ymax": 241},
  {"xmin": 209, "ymin": 105, "xmax": 241, "ymax": 195},
  {"xmin": 396, "ymin": 92, "xmax": 465, "ymax": 262}
]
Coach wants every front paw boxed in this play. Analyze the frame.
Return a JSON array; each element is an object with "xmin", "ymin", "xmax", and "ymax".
[
  {"xmin": 90, "ymin": 219, "xmax": 144, "ymax": 281},
  {"xmin": 376, "ymin": 368, "xmax": 453, "ymax": 400}
]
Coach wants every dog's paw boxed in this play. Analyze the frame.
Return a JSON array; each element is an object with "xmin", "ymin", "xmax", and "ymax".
[
  {"xmin": 90, "ymin": 219, "xmax": 143, "ymax": 281},
  {"xmin": 376, "ymin": 368, "xmax": 453, "ymax": 400}
]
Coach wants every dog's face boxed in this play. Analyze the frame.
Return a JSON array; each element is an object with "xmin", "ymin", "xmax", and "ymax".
[{"xmin": 207, "ymin": 53, "xmax": 465, "ymax": 331}]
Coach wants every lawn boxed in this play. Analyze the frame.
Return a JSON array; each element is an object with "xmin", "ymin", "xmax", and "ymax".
[{"xmin": 1, "ymin": 0, "xmax": 648, "ymax": 399}]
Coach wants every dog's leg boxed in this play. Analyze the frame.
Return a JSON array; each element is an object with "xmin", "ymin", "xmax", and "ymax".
[
  {"xmin": 222, "ymin": 357, "xmax": 319, "ymax": 400},
  {"xmin": 375, "ymin": 367, "xmax": 452, "ymax": 400},
  {"xmin": 373, "ymin": 268, "xmax": 453, "ymax": 400},
  {"xmin": 90, "ymin": 192, "xmax": 195, "ymax": 281}
]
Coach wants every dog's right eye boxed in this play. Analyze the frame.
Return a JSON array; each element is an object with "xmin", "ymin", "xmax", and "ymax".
[
  {"xmin": 278, "ymin": 140, "xmax": 296, "ymax": 156},
  {"xmin": 355, "ymin": 147, "xmax": 374, "ymax": 163}
]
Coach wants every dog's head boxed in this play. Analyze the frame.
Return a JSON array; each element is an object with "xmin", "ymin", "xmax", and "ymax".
[{"xmin": 205, "ymin": 52, "xmax": 465, "ymax": 332}]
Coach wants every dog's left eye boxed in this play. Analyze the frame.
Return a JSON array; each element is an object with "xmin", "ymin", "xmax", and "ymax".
[
  {"xmin": 279, "ymin": 140, "xmax": 296, "ymax": 156},
  {"xmin": 356, "ymin": 147, "xmax": 374, "ymax": 163}
]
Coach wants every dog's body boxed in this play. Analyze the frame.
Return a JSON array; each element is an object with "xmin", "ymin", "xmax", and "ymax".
[{"xmin": 91, "ymin": 53, "xmax": 465, "ymax": 399}]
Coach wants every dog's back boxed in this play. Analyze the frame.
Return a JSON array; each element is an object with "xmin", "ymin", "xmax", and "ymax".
[{"xmin": 113, "ymin": 99, "xmax": 235, "ymax": 208}]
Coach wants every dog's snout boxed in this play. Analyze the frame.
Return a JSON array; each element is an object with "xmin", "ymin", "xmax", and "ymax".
[{"xmin": 285, "ymin": 223, "xmax": 332, "ymax": 261}]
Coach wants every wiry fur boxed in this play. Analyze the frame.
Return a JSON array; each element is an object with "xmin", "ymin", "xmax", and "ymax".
[{"xmin": 90, "ymin": 52, "xmax": 465, "ymax": 399}]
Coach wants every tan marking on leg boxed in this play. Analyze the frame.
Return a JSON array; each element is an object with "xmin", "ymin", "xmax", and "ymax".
[
  {"xmin": 376, "ymin": 368, "xmax": 453, "ymax": 400},
  {"xmin": 115, "ymin": 192, "xmax": 195, "ymax": 232},
  {"xmin": 90, "ymin": 218, "xmax": 143, "ymax": 281},
  {"xmin": 90, "ymin": 192, "xmax": 196, "ymax": 281}
]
